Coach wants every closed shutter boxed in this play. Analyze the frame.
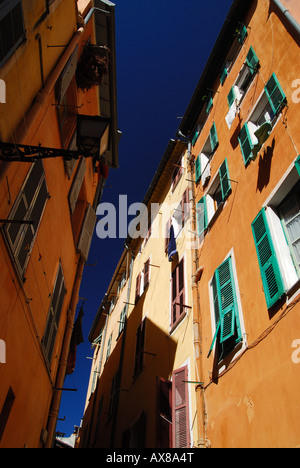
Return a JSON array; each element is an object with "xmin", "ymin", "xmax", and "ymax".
[
  {"xmin": 238, "ymin": 122, "xmax": 253, "ymax": 165},
  {"xmin": 209, "ymin": 122, "xmax": 218, "ymax": 153},
  {"xmin": 195, "ymin": 156, "xmax": 201, "ymax": 183},
  {"xmin": 77, "ymin": 203, "xmax": 96, "ymax": 261},
  {"xmin": 251, "ymin": 209, "xmax": 285, "ymax": 308},
  {"xmin": 246, "ymin": 46, "xmax": 259, "ymax": 74},
  {"xmin": 196, "ymin": 196, "xmax": 207, "ymax": 236},
  {"xmin": 219, "ymin": 158, "xmax": 232, "ymax": 202},
  {"xmin": 265, "ymin": 73, "xmax": 286, "ymax": 115},
  {"xmin": 68, "ymin": 158, "xmax": 86, "ymax": 214},
  {"xmin": 143, "ymin": 258, "xmax": 150, "ymax": 289},
  {"xmin": 171, "ymin": 259, "xmax": 185, "ymax": 328},
  {"xmin": 172, "ymin": 366, "xmax": 190, "ymax": 448},
  {"xmin": 156, "ymin": 378, "xmax": 172, "ymax": 448},
  {"xmin": 134, "ymin": 319, "xmax": 146, "ymax": 377}
]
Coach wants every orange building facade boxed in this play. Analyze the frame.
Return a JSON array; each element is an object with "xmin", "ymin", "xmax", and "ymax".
[
  {"xmin": 0, "ymin": 0, "xmax": 118, "ymax": 448},
  {"xmin": 178, "ymin": 0, "xmax": 300, "ymax": 448}
]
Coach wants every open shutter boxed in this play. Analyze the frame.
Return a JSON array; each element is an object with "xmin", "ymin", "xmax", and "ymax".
[
  {"xmin": 195, "ymin": 156, "xmax": 201, "ymax": 183},
  {"xmin": 219, "ymin": 158, "xmax": 232, "ymax": 201},
  {"xmin": 251, "ymin": 209, "xmax": 285, "ymax": 308},
  {"xmin": 77, "ymin": 203, "xmax": 96, "ymax": 261},
  {"xmin": 217, "ymin": 258, "xmax": 237, "ymax": 343},
  {"xmin": 156, "ymin": 378, "xmax": 172, "ymax": 448},
  {"xmin": 265, "ymin": 73, "xmax": 286, "ymax": 115},
  {"xmin": 246, "ymin": 46, "xmax": 259, "ymax": 74},
  {"xmin": 196, "ymin": 197, "xmax": 207, "ymax": 236},
  {"xmin": 143, "ymin": 258, "xmax": 150, "ymax": 289},
  {"xmin": 207, "ymin": 258, "xmax": 241, "ymax": 358},
  {"xmin": 134, "ymin": 319, "xmax": 146, "ymax": 377},
  {"xmin": 238, "ymin": 122, "xmax": 253, "ymax": 165},
  {"xmin": 171, "ymin": 259, "xmax": 185, "ymax": 328},
  {"xmin": 227, "ymin": 87, "xmax": 236, "ymax": 108},
  {"xmin": 295, "ymin": 156, "xmax": 300, "ymax": 177},
  {"xmin": 172, "ymin": 366, "xmax": 190, "ymax": 448},
  {"xmin": 68, "ymin": 158, "xmax": 86, "ymax": 214},
  {"xmin": 209, "ymin": 122, "xmax": 218, "ymax": 153},
  {"xmin": 135, "ymin": 273, "xmax": 141, "ymax": 304},
  {"xmin": 206, "ymin": 93, "xmax": 213, "ymax": 114}
]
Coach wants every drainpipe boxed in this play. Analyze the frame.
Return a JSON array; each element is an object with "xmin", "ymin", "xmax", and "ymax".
[
  {"xmin": 271, "ymin": 0, "xmax": 300, "ymax": 35},
  {"xmin": 45, "ymin": 256, "xmax": 85, "ymax": 448},
  {"xmin": 183, "ymin": 136, "xmax": 208, "ymax": 448}
]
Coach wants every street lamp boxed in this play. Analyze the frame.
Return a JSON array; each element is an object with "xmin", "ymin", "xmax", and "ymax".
[{"xmin": 0, "ymin": 114, "xmax": 111, "ymax": 163}]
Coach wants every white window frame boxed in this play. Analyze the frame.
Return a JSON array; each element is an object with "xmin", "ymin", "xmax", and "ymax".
[{"xmin": 262, "ymin": 160, "xmax": 300, "ymax": 299}]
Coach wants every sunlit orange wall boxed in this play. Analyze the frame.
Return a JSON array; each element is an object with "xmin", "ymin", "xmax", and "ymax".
[{"xmin": 192, "ymin": 0, "xmax": 300, "ymax": 448}]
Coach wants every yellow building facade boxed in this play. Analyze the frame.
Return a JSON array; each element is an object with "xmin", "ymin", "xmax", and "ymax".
[{"xmin": 80, "ymin": 139, "xmax": 201, "ymax": 448}]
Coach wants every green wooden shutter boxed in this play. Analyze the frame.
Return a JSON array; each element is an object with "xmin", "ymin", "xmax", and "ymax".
[
  {"xmin": 217, "ymin": 258, "xmax": 238, "ymax": 344},
  {"xmin": 192, "ymin": 131, "xmax": 199, "ymax": 146},
  {"xmin": 295, "ymin": 155, "xmax": 300, "ymax": 177},
  {"xmin": 206, "ymin": 94, "xmax": 213, "ymax": 114},
  {"xmin": 238, "ymin": 122, "xmax": 253, "ymax": 165},
  {"xmin": 195, "ymin": 156, "xmax": 201, "ymax": 183},
  {"xmin": 207, "ymin": 257, "xmax": 241, "ymax": 358},
  {"xmin": 251, "ymin": 209, "xmax": 285, "ymax": 308},
  {"xmin": 210, "ymin": 122, "xmax": 218, "ymax": 153},
  {"xmin": 246, "ymin": 46, "xmax": 259, "ymax": 74},
  {"xmin": 219, "ymin": 158, "xmax": 232, "ymax": 201},
  {"xmin": 220, "ymin": 64, "xmax": 228, "ymax": 85},
  {"xmin": 196, "ymin": 196, "xmax": 207, "ymax": 236},
  {"xmin": 227, "ymin": 87, "xmax": 236, "ymax": 108},
  {"xmin": 265, "ymin": 73, "xmax": 286, "ymax": 115},
  {"xmin": 237, "ymin": 23, "xmax": 248, "ymax": 44}
]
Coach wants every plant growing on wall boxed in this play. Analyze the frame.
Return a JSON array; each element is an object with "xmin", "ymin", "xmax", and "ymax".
[{"xmin": 76, "ymin": 43, "xmax": 110, "ymax": 92}]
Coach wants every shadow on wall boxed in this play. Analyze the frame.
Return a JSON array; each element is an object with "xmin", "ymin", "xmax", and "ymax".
[{"xmin": 79, "ymin": 295, "xmax": 177, "ymax": 449}]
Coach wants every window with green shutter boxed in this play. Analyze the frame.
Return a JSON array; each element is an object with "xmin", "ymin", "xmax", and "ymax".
[
  {"xmin": 246, "ymin": 46, "xmax": 260, "ymax": 75},
  {"xmin": 219, "ymin": 159, "xmax": 232, "ymax": 201},
  {"xmin": 265, "ymin": 73, "xmax": 287, "ymax": 115},
  {"xmin": 251, "ymin": 209, "xmax": 285, "ymax": 308},
  {"xmin": 295, "ymin": 156, "xmax": 300, "ymax": 177},
  {"xmin": 209, "ymin": 122, "xmax": 218, "ymax": 153},
  {"xmin": 195, "ymin": 155, "xmax": 201, "ymax": 183},
  {"xmin": 206, "ymin": 94, "xmax": 213, "ymax": 115},
  {"xmin": 207, "ymin": 256, "xmax": 242, "ymax": 361},
  {"xmin": 196, "ymin": 197, "xmax": 207, "ymax": 236},
  {"xmin": 227, "ymin": 87, "xmax": 236, "ymax": 108},
  {"xmin": 238, "ymin": 122, "xmax": 253, "ymax": 165}
]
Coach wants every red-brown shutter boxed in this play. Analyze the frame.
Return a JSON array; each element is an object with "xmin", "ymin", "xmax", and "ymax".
[
  {"xmin": 143, "ymin": 259, "xmax": 150, "ymax": 290},
  {"xmin": 135, "ymin": 273, "xmax": 141, "ymax": 304},
  {"xmin": 156, "ymin": 378, "xmax": 172, "ymax": 448},
  {"xmin": 165, "ymin": 218, "xmax": 171, "ymax": 252},
  {"xmin": 172, "ymin": 366, "xmax": 190, "ymax": 448},
  {"xmin": 171, "ymin": 258, "xmax": 185, "ymax": 327},
  {"xmin": 134, "ymin": 318, "xmax": 146, "ymax": 377}
]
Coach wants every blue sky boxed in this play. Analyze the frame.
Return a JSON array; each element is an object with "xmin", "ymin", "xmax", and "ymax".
[{"xmin": 57, "ymin": 0, "xmax": 234, "ymax": 439}]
